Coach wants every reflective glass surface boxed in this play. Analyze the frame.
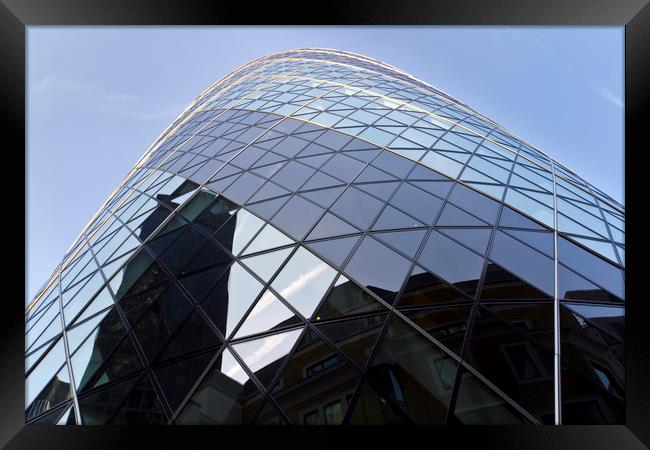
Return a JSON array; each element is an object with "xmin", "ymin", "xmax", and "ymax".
[{"xmin": 26, "ymin": 48, "xmax": 625, "ymax": 425}]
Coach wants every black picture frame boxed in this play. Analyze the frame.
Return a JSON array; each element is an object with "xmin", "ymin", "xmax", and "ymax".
[{"xmin": 2, "ymin": 0, "xmax": 648, "ymax": 448}]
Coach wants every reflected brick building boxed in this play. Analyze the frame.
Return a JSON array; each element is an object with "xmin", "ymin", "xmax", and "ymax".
[{"xmin": 25, "ymin": 49, "xmax": 624, "ymax": 425}]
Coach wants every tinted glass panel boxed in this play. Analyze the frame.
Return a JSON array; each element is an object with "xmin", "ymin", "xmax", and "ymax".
[
  {"xmin": 558, "ymin": 237, "xmax": 624, "ymax": 299},
  {"xmin": 465, "ymin": 305, "xmax": 554, "ymax": 423},
  {"xmin": 398, "ymin": 265, "xmax": 470, "ymax": 308},
  {"xmin": 272, "ymin": 196, "xmax": 324, "ymax": 240},
  {"xmin": 389, "ymin": 183, "xmax": 443, "ymax": 224},
  {"xmin": 344, "ymin": 237, "xmax": 411, "ymax": 303},
  {"xmin": 331, "ymin": 187, "xmax": 384, "ymax": 229},
  {"xmin": 232, "ymin": 328, "xmax": 303, "ymax": 387},
  {"xmin": 368, "ymin": 315, "xmax": 457, "ymax": 424},
  {"xmin": 315, "ymin": 313, "xmax": 387, "ymax": 368},
  {"xmin": 451, "ymin": 370, "xmax": 530, "ymax": 424},
  {"xmin": 418, "ymin": 231, "xmax": 484, "ymax": 294},
  {"xmin": 560, "ymin": 305, "xmax": 624, "ymax": 424},
  {"xmin": 175, "ymin": 348, "xmax": 263, "ymax": 425},
  {"xmin": 271, "ymin": 247, "xmax": 337, "ymax": 319},
  {"xmin": 403, "ymin": 305, "xmax": 471, "ymax": 356},
  {"xmin": 489, "ymin": 231, "xmax": 554, "ymax": 297}
]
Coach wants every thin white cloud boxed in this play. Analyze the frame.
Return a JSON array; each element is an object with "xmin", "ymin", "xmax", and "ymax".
[
  {"xmin": 506, "ymin": 30, "xmax": 623, "ymax": 109},
  {"xmin": 595, "ymin": 87, "xmax": 623, "ymax": 108},
  {"xmin": 31, "ymin": 75, "xmax": 181, "ymax": 120}
]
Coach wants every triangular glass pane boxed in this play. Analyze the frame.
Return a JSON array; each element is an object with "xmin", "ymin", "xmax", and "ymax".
[
  {"xmin": 153, "ymin": 351, "xmax": 216, "ymax": 413},
  {"xmin": 229, "ymin": 209, "xmax": 265, "ymax": 256},
  {"xmin": 56, "ymin": 404, "xmax": 74, "ymax": 425},
  {"xmin": 131, "ymin": 284, "xmax": 194, "ymax": 362},
  {"xmin": 410, "ymin": 180, "xmax": 453, "ymax": 198},
  {"xmin": 489, "ymin": 231, "xmax": 554, "ymax": 297},
  {"xmin": 480, "ymin": 262, "xmax": 552, "ymax": 301},
  {"xmin": 84, "ymin": 335, "xmax": 142, "ymax": 392},
  {"xmin": 372, "ymin": 229, "xmax": 426, "ymax": 258},
  {"xmin": 251, "ymin": 160, "xmax": 287, "ymax": 178},
  {"xmin": 247, "ymin": 181, "xmax": 290, "ymax": 203},
  {"xmin": 464, "ymin": 303, "xmax": 554, "ymax": 424},
  {"xmin": 569, "ymin": 236, "xmax": 619, "ymax": 264},
  {"xmin": 307, "ymin": 212, "xmax": 359, "ymax": 240},
  {"xmin": 242, "ymin": 224, "xmax": 293, "ymax": 255},
  {"xmin": 73, "ymin": 286, "xmax": 114, "ymax": 325},
  {"xmin": 67, "ymin": 307, "xmax": 114, "ymax": 354},
  {"xmin": 563, "ymin": 302, "xmax": 624, "ymax": 342},
  {"xmin": 155, "ymin": 309, "xmax": 220, "ymax": 363},
  {"xmin": 558, "ymin": 264, "xmax": 622, "ymax": 303},
  {"xmin": 26, "ymin": 364, "xmax": 73, "ymax": 420},
  {"xmin": 314, "ymin": 275, "xmax": 386, "ymax": 320},
  {"xmin": 355, "ymin": 181, "xmax": 400, "ymax": 201},
  {"xmin": 315, "ymin": 313, "xmax": 387, "ymax": 368},
  {"xmin": 439, "ymin": 228, "xmax": 492, "ymax": 255},
  {"xmin": 299, "ymin": 186, "xmax": 346, "ymax": 208},
  {"xmin": 175, "ymin": 348, "xmax": 263, "ymax": 425},
  {"xmin": 355, "ymin": 165, "xmax": 398, "ymax": 183},
  {"xmin": 302, "ymin": 171, "xmax": 344, "ymax": 190},
  {"xmin": 397, "ymin": 265, "xmax": 470, "ymax": 308},
  {"xmin": 347, "ymin": 381, "xmax": 410, "ymax": 424},
  {"xmin": 240, "ymin": 247, "xmax": 293, "ymax": 282},
  {"xmin": 306, "ymin": 235, "xmax": 361, "ymax": 267},
  {"xmin": 247, "ymin": 196, "xmax": 289, "ymax": 220},
  {"xmin": 466, "ymin": 182, "xmax": 505, "ymax": 201},
  {"xmin": 78, "ymin": 373, "xmax": 142, "ymax": 425},
  {"xmin": 504, "ymin": 229, "xmax": 554, "ymax": 257},
  {"xmin": 407, "ymin": 164, "xmax": 448, "ymax": 181},
  {"xmin": 178, "ymin": 262, "xmax": 232, "ymax": 303},
  {"xmin": 270, "ymin": 330, "xmax": 360, "ymax": 424},
  {"xmin": 451, "ymin": 369, "xmax": 531, "ymax": 424},
  {"xmin": 232, "ymin": 327, "xmax": 304, "ymax": 387},
  {"xmin": 109, "ymin": 374, "xmax": 167, "ymax": 424},
  {"xmin": 436, "ymin": 203, "xmax": 487, "ymax": 227},
  {"xmin": 372, "ymin": 205, "xmax": 424, "ymax": 231},
  {"xmin": 368, "ymin": 315, "xmax": 457, "ymax": 424},
  {"xmin": 270, "ymin": 247, "xmax": 337, "ymax": 319},
  {"xmin": 234, "ymin": 290, "xmax": 300, "ymax": 339},
  {"xmin": 404, "ymin": 305, "xmax": 472, "ymax": 356},
  {"xmin": 296, "ymin": 153, "xmax": 332, "ymax": 169},
  {"xmin": 201, "ymin": 262, "xmax": 264, "ymax": 336}
]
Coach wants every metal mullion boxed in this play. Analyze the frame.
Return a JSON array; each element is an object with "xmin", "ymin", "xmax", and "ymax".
[
  {"xmin": 55, "ymin": 259, "xmax": 82, "ymax": 425},
  {"xmin": 551, "ymin": 162, "xmax": 562, "ymax": 425}
]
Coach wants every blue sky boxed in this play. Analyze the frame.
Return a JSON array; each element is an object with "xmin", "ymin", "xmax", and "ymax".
[{"xmin": 27, "ymin": 26, "xmax": 624, "ymax": 303}]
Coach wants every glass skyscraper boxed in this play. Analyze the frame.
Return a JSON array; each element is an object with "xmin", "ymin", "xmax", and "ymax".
[{"xmin": 25, "ymin": 48, "xmax": 625, "ymax": 425}]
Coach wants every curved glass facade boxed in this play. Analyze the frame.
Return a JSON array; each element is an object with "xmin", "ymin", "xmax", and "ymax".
[{"xmin": 26, "ymin": 48, "xmax": 624, "ymax": 425}]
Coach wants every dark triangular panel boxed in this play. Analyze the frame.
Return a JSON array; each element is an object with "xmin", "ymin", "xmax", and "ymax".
[
  {"xmin": 439, "ymin": 228, "xmax": 492, "ymax": 255},
  {"xmin": 367, "ymin": 314, "xmax": 458, "ymax": 424},
  {"xmin": 269, "ymin": 328, "xmax": 361, "ymax": 424},
  {"xmin": 314, "ymin": 276, "xmax": 387, "ymax": 321},
  {"xmin": 436, "ymin": 203, "xmax": 488, "ymax": 227},
  {"xmin": 307, "ymin": 212, "xmax": 360, "ymax": 240},
  {"xmin": 153, "ymin": 351, "xmax": 216, "ymax": 414},
  {"xmin": 347, "ymin": 381, "xmax": 411, "ymax": 424},
  {"xmin": 372, "ymin": 205, "xmax": 424, "ymax": 231},
  {"xmin": 315, "ymin": 313, "xmax": 388, "ymax": 369},
  {"xmin": 305, "ymin": 235, "xmax": 361, "ymax": 267},
  {"xmin": 397, "ymin": 265, "xmax": 471, "ymax": 308},
  {"xmin": 480, "ymin": 262, "xmax": 552, "ymax": 301},
  {"xmin": 372, "ymin": 229, "xmax": 426, "ymax": 258},
  {"xmin": 403, "ymin": 305, "xmax": 472, "ymax": 356},
  {"xmin": 109, "ymin": 374, "xmax": 167, "ymax": 424}
]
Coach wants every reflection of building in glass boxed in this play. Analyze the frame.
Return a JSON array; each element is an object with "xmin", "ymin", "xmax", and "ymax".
[{"xmin": 25, "ymin": 49, "xmax": 625, "ymax": 425}]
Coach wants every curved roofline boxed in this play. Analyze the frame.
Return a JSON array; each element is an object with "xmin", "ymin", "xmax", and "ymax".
[{"xmin": 255, "ymin": 48, "xmax": 623, "ymax": 210}]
